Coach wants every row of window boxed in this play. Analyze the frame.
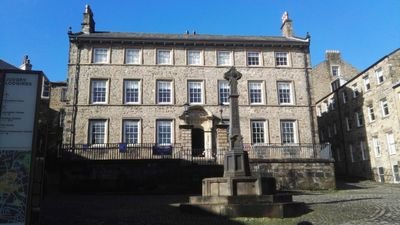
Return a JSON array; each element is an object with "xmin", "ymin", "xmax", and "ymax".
[
  {"xmin": 88, "ymin": 119, "xmax": 297, "ymax": 145},
  {"xmin": 91, "ymin": 79, "xmax": 295, "ymax": 105},
  {"xmin": 377, "ymin": 165, "xmax": 400, "ymax": 183},
  {"xmin": 92, "ymin": 48, "xmax": 291, "ymax": 67}
]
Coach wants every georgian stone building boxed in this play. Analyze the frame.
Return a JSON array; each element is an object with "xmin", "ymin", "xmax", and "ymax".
[
  {"xmin": 316, "ymin": 49, "xmax": 400, "ymax": 183},
  {"xmin": 63, "ymin": 6, "xmax": 319, "ymax": 157}
]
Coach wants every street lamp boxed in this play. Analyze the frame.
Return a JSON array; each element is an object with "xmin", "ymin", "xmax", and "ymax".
[
  {"xmin": 183, "ymin": 102, "xmax": 190, "ymax": 124},
  {"xmin": 219, "ymin": 103, "xmax": 224, "ymax": 125}
]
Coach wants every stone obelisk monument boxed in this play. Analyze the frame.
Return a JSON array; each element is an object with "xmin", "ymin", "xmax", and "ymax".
[{"xmin": 181, "ymin": 67, "xmax": 305, "ymax": 218}]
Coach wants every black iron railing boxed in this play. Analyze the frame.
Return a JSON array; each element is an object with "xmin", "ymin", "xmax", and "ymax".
[{"xmin": 58, "ymin": 143, "xmax": 331, "ymax": 163}]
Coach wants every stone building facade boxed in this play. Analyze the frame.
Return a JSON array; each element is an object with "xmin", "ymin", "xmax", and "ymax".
[
  {"xmin": 63, "ymin": 6, "xmax": 319, "ymax": 158},
  {"xmin": 316, "ymin": 49, "xmax": 400, "ymax": 183}
]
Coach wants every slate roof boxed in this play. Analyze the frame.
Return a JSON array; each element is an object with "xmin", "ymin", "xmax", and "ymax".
[{"xmin": 0, "ymin": 59, "xmax": 19, "ymax": 70}]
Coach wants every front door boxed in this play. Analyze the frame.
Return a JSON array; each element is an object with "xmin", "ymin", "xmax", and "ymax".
[{"xmin": 192, "ymin": 128, "xmax": 204, "ymax": 156}]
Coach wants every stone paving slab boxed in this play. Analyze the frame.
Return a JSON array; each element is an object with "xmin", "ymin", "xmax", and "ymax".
[{"xmin": 40, "ymin": 180, "xmax": 400, "ymax": 225}]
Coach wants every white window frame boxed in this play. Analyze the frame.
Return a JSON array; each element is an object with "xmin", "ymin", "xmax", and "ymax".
[
  {"xmin": 342, "ymin": 91, "xmax": 348, "ymax": 104},
  {"xmin": 248, "ymin": 81, "xmax": 264, "ymax": 105},
  {"xmin": 251, "ymin": 120, "xmax": 267, "ymax": 145},
  {"xmin": 187, "ymin": 50, "xmax": 202, "ymax": 65},
  {"xmin": 41, "ymin": 79, "xmax": 50, "ymax": 99},
  {"xmin": 217, "ymin": 51, "xmax": 233, "ymax": 66},
  {"xmin": 349, "ymin": 144, "xmax": 354, "ymax": 163},
  {"xmin": 125, "ymin": 49, "xmax": 141, "ymax": 64},
  {"xmin": 188, "ymin": 80, "xmax": 204, "ymax": 105},
  {"xmin": 367, "ymin": 105, "xmax": 376, "ymax": 122},
  {"xmin": 331, "ymin": 65, "xmax": 340, "ymax": 76},
  {"xmin": 378, "ymin": 167, "xmax": 385, "ymax": 182},
  {"xmin": 124, "ymin": 80, "xmax": 140, "ymax": 104},
  {"xmin": 375, "ymin": 68, "xmax": 384, "ymax": 84},
  {"xmin": 345, "ymin": 117, "xmax": 351, "ymax": 131},
  {"xmin": 363, "ymin": 75, "xmax": 370, "ymax": 91},
  {"xmin": 157, "ymin": 80, "xmax": 173, "ymax": 104},
  {"xmin": 156, "ymin": 49, "xmax": 172, "ymax": 65},
  {"xmin": 381, "ymin": 99, "xmax": 390, "ymax": 117},
  {"xmin": 333, "ymin": 123, "xmax": 337, "ymax": 135},
  {"xmin": 280, "ymin": 120, "xmax": 297, "ymax": 144},
  {"xmin": 122, "ymin": 120, "xmax": 140, "ymax": 145},
  {"xmin": 90, "ymin": 79, "xmax": 108, "ymax": 104},
  {"xmin": 355, "ymin": 111, "xmax": 363, "ymax": 127},
  {"xmin": 393, "ymin": 164, "xmax": 400, "ymax": 183},
  {"xmin": 156, "ymin": 120, "xmax": 173, "ymax": 146},
  {"xmin": 89, "ymin": 119, "xmax": 107, "ymax": 145},
  {"xmin": 360, "ymin": 141, "xmax": 367, "ymax": 160},
  {"xmin": 247, "ymin": 51, "xmax": 261, "ymax": 66},
  {"xmin": 386, "ymin": 132, "xmax": 396, "ymax": 155},
  {"xmin": 275, "ymin": 52, "xmax": 289, "ymax": 66},
  {"xmin": 277, "ymin": 81, "xmax": 293, "ymax": 105},
  {"xmin": 352, "ymin": 84, "xmax": 359, "ymax": 98},
  {"xmin": 372, "ymin": 137, "xmax": 381, "ymax": 157},
  {"xmin": 93, "ymin": 48, "xmax": 109, "ymax": 63},
  {"xmin": 218, "ymin": 80, "xmax": 230, "ymax": 105}
]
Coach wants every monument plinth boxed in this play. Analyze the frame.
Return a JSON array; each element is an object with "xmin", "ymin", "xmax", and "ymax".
[{"xmin": 180, "ymin": 67, "xmax": 306, "ymax": 218}]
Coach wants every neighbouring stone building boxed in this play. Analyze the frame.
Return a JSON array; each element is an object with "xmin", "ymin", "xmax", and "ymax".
[
  {"xmin": 62, "ymin": 6, "xmax": 320, "ymax": 158},
  {"xmin": 316, "ymin": 48, "xmax": 400, "ymax": 183}
]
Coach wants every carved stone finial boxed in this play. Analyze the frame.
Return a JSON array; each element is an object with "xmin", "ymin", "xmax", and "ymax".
[
  {"xmin": 281, "ymin": 11, "xmax": 289, "ymax": 25},
  {"xmin": 224, "ymin": 67, "xmax": 242, "ymax": 82}
]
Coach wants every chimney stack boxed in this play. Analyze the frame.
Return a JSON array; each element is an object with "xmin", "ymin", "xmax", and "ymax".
[
  {"xmin": 81, "ymin": 4, "xmax": 95, "ymax": 34},
  {"xmin": 19, "ymin": 55, "xmax": 32, "ymax": 71},
  {"xmin": 325, "ymin": 50, "xmax": 341, "ymax": 62},
  {"xmin": 281, "ymin": 11, "xmax": 293, "ymax": 37}
]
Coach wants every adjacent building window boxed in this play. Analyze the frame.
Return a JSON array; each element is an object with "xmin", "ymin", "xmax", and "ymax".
[
  {"xmin": 247, "ymin": 52, "xmax": 260, "ymax": 66},
  {"xmin": 355, "ymin": 111, "xmax": 364, "ymax": 127},
  {"xmin": 277, "ymin": 82, "xmax": 293, "ymax": 104},
  {"xmin": 345, "ymin": 117, "xmax": 352, "ymax": 131},
  {"xmin": 187, "ymin": 50, "xmax": 202, "ymax": 65},
  {"xmin": 125, "ymin": 49, "xmax": 141, "ymax": 64},
  {"xmin": 352, "ymin": 84, "xmax": 360, "ymax": 98},
  {"xmin": 386, "ymin": 132, "xmax": 396, "ymax": 155},
  {"xmin": 91, "ymin": 80, "xmax": 108, "ymax": 104},
  {"xmin": 275, "ymin": 52, "xmax": 288, "ymax": 66},
  {"xmin": 60, "ymin": 87, "xmax": 68, "ymax": 102},
  {"xmin": 349, "ymin": 144, "xmax": 354, "ymax": 163},
  {"xmin": 329, "ymin": 98, "xmax": 336, "ymax": 111},
  {"xmin": 342, "ymin": 91, "xmax": 348, "ymax": 104},
  {"xmin": 41, "ymin": 79, "xmax": 50, "ymax": 98},
  {"xmin": 248, "ymin": 81, "xmax": 264, "ymax": 104},
  {"xmin": 124, "ymin": 80, "xmax": 140, "ymax": 104},
  {"xmin": 333, "ymin": 123, "xmax": 337, "ymax": 135},
  {"xmin": 157, "ymin": 80, "xmax": 172, "ymax": 104},
  {"xmin": 378, "ymin": 167, "xmax": 385, "ymax": 182},
  {"xmin": 381, "ymin": 99, "xmax": 390, "ymax": 117},
  {"xmin": 280, "ymin": 120, "xmax": 296, "ymax": 144},
  {"xmin": 363, "ymin": 75, "xmax": 371, "ymax": 91},
  {"xmin": 372, "ymin": 137, "xmax": 381, "ymax": 157},
  {"xmin": 251, "ymin": 121, "xmax": 267, "ymax": 144},
  {"xmin": 93, "ymin": 48, "xmax": 109, "ymax": 63},
  {"xmin": 360, "ymin": 141, "xmax": 367, "ymax": 160},
  {"xmin": 217, "ymin": 51, "xmax": 232, "ymax": 66},
  {"xmin": 123, "ymin": 120, "xmax": 140, "ymax": 144},
  {"xmin": 157, "ymin": 49, "xmax": 172, "ymax": 65},
  {"xmin": 375, "ymin": 68, "xmax": 384, "ymax": 84},
  {"xmin": 331, "ymin": 65, "xmax": 340, "ymax": 76},
  {"xmin": 188, "ymin": 81, "xmax": 204, "ymax": 104},
  {"xmin": 89, "ymin": 120, "xmax": 107, "ymax": 144},
  {"xmin": 218, "ymin": 80, "xmax": 230, "ymax": 104},
  {"xmin": 367, "ymin": 105, "xmax": 376, "ymax": 122},
  {"xmin": 393, "ymin": 165, "xmax": 400, "ymax": 183},
  {"xmin": 156, "ymin": 120, "xmax": 173, "ymax": 145}
]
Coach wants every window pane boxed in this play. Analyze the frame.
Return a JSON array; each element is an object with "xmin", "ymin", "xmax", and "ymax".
[
  {"xmin": 217, "ymin": 51, "xmax": 231, "ymax": 66},
  {"xmin": 90, "ymin": 120, "xmax": 106, "ymax": 144},
  {"xmin": 126, "ymin": 49, "xmax": 140, "ymax": 64},
  {"xmin": 123, "ymin": 120, "xmax": 139, "ymax": 144},
  {"xmin": 91, "ymin": 80, "xmax": 107, "ymax": 103},
  {"xmin": 189, "ymin": 81, "xmax": 203, "ymax": 103},
  {"xmin": 251, "ymin": 121, "xmax": 265, "ymax": 144},
  {"xmin": 157, "ymin": 50, "xmax": 171, "ymax": 64},
  {"xmin": 93, "ymin": 48, "xmax": 108, "ymax": 63},
  {"xmin": 281, "ymin": 121, "xmax": 295, "ymax": 144},
  {"xmin": 278, "ymin": 82, "xmax": 292, "ymax": 104},
  {"xmin": 219, "ymin": 80, "xmax": 230, "ymax": 104},
  {"xmin": 247, "ymin": 52, "xmax": 260, "ymax": 66},
  {"xmin": 188, "ymin": 50, "xmax": 201, "ymax": 65},
  {"xmin": 249, "ymin": 82, "xmax": 262, "ymax": 103},
  {"xmin": 157, "ymin": 120, "xmax": 172, "ymax": 145},
  {"xmin": 124, "ymin": 80, "xmax": 139, "ymax": 103},
  {"xmin": 157, "ymin": 81, "xmax": 172, "ymax": 103},
  {"xmin": 275, "ymin": 52, "xmax": 288, "ymax": 66}
]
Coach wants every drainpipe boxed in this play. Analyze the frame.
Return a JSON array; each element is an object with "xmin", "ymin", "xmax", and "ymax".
[
  {"xmin": 335, "ymin": 88, "xmax": 349, "ymax": 175},
  {"xmin": 303, "ymin": 46, "xmax": 316, "ymax": 146},
  {"xmin": 70, "ymin": 38, "xmax": 81, "ymax": 147}
]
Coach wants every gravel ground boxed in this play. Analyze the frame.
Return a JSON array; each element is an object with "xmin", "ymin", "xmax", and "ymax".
[{"xmin": 40, "ymin": 180, "xmax": 400, "ymax": 225}]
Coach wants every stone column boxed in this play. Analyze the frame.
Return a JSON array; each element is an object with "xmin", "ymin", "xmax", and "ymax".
[{"xmin": 216, "ymin": 124, "xmax": 229, "ymax": 164}]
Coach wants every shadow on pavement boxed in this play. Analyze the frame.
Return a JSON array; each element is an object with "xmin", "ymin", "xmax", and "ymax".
[
  {"xmin": 40, "ymin": 193, "xmax": 246, "ymax": 225},
  {"xmin": 307, "ymin": 197, "xmax": 381, "ymax": 206}
]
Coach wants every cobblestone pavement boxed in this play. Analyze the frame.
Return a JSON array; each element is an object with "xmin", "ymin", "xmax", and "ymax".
[{"xmin": 40, "ymin": 180, "xmax": 400, "ymax": 225}]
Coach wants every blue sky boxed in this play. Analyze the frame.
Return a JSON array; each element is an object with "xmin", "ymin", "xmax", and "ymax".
[{"xmin": 1, "ymin": 0, "xmax": 399, "ymax": 81}]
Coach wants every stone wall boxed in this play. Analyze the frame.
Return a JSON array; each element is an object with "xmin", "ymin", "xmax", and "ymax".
[{"xmin": 250, "ymin": 159, "xmax": 336, "ymax": 190}]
